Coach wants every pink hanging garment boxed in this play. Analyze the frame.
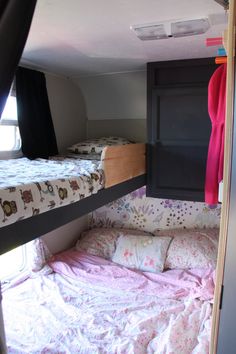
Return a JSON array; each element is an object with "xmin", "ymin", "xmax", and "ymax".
[{"xmin": 205, "ymin": 63, "xmax": 227, "ymax": 205}]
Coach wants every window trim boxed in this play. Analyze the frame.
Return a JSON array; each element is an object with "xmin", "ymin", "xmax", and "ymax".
[
  {"xmin": 0, "ymin": 93, "xmax": 22, "ymax": 159},
  {"xmin": 0, "ymin": 245, "xmax": 29, "ymax": 291},
  {"xmin": 0, "ymin": 119, "xmax": 18, "ymax": 127},
  {"xmin": 0, "ymin": 149, "xmax": 22, "ymax": 160}
]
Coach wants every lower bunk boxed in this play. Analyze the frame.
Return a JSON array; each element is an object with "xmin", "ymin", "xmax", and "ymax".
[{"xmin": 2, "ymin": 226, "xmax": 218, "ymax": 354}]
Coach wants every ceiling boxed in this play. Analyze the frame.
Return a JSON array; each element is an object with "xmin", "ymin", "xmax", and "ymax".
[{"xmin": 21, "ymin": 0, "xmax": 227, "ymax": 78}]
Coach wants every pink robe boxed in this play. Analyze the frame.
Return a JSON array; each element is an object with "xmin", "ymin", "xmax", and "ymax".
[{"xmin": 205, "ymin": 64, "xmax": 227, "ymax": 205}]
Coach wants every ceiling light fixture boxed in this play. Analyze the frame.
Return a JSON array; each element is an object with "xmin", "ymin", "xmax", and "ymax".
[
  {"xmin": 171, "ymin": 18, "xmax": 210, "ymax": 38},
  {"xmin": 130, "ymin": 23, "xmax": 169, "ymax": 41},
  {"xmin": 131, "ymin": 18, "xmax": 210, "ymax": 41}
]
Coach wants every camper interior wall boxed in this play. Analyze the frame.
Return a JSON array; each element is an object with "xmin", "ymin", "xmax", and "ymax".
[
  {"xmin": 39, "ymin": 73, "xmax": 89, "ymax": 253},
  {"xmin": 41, "ymin": 215, "xmax": 88, "ymax": 254},
  {"xmin": 0, "ymin": 299, "xmax": 6, "ymax": 354},
  {"xmin": 45, "ymin": 73, "xmax": 87, "ymax": 153},
  {"xmin": 75, "ymin": 71, "xmax": 147, "ymax": 142}
]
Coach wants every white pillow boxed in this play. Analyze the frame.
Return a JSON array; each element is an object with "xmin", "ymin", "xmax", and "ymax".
[
  {"xmin": 75, "ymin": 228, "xmax": 152, "ymax": 260},
  {"xmin": 112, "ymin": 234, "xmax": 172, "ymax": 273},
  {"xmin": 153, "ymin": 228, "xmax": 219, "ymax": 269},
  {"xmin": 68, "ymin": 137, "xmax": 132, "ymax": 155},
  {"xmin": 26, "ymin": 238, "xmax": 53, "ymax": 275}
]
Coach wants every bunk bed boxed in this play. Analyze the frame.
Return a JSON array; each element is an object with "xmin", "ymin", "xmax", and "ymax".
[{"xmin": 0, "ymin": 140, "xmax": 146, "ymax": 255}]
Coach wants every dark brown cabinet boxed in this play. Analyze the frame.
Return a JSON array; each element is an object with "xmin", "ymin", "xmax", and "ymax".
[{"xmin": 147, "ymin": 58, "xmax": 217, "ymax": 201}]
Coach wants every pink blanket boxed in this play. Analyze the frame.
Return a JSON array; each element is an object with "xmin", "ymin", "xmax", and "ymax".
[
  {"xmin": 49, "ymin": 250, "xmax": 215, "ymax": 301},
  {"xmin": 3, "ymin": 250, "xmax": 215, "ymax": 354}
]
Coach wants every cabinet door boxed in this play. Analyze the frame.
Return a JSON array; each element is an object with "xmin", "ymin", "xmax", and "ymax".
[{"xmin": 147, "ymin": 59, "xmax": 216, "ymax": 202}]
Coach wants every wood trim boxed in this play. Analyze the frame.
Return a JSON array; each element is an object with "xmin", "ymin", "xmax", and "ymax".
[
  {"xmin": 102, "ymin": 143, "xmax": 146, "ymax": 188},
  {"xmin": 210, "ymin": 1, "xmax": 236, "ymax": 353}
]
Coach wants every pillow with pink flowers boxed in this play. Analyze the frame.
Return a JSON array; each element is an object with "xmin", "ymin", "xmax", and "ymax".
[
  {"xmin": 75, "ymin": 228, "xmax": 152, "ymax": 260},
  {"xmin": 153, "ymin": 228, "xmax": 219, "ymax": 269},
  {"xmin": 112, "ymin": 234, "xmax": 172, "ymax": 273}
]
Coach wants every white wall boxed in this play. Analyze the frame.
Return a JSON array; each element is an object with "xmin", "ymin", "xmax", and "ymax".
[
  {"xmin": 42, "ymin": 73, "xmax": 89, "ymax": 254},
  {"xmin": 0, "ymin": 297, "xmax": 6, "ymax": 354},
  {"xmin": 76, "ymin": 71, "xmax": 146, "ymax": 121},
  {"xmin": 74, "ymin": 71, "xmax": 147, "ymax": 141},
  {"xmin": 87, "ymin": 119, "xmax": 146, "ymax": 142},
  {"xmin": 42, "ymin": 216, "xmax": 88, "ymax": 254},
  {"xmin": 46, "ymin": 74, "xmax": 87, "ymax": 153}
]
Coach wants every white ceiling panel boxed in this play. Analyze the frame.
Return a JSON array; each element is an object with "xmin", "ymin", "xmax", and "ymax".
[{"xmin": 21, "ymin": 0, "xmax": 227, "ymax": 77}]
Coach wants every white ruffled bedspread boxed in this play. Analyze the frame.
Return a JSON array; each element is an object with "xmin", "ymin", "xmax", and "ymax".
[{"xmin": 2, "ymin": 251, "xmax": 215, "ymax": 354}]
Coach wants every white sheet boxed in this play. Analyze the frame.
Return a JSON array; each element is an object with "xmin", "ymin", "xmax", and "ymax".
[{"xmin": 2, "ymin": 251, "xmax": 214, "ymax": 354}]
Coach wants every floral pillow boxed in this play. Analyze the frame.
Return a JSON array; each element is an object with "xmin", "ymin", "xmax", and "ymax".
[
  {"xmin": 112, "ymin": 234, "xmax": 172, "ymax": 273},
  {"xmin": 68, "ymin": 137, "xmax": 132, "ymax": 155},
  {"xmin": 75, "ymin": 227, "xmax": 152, "ymax": 260},
  {"xmin": 153, "ymin": 228, "xmax": 219, "ymax": 269}
]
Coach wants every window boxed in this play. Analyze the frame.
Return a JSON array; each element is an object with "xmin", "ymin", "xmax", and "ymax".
[
  {"xmin": 0, "ymin": 91, "xmax": 22, "ymax": 159},
  {"xmin": 0, "ymin": 245, "xmax": 27, "ymax": 287}
]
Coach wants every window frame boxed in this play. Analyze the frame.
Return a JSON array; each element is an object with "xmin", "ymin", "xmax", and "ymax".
[
  {"xmin": 0, "ymin": 244, "xmax": 28, "ymax": 290},
  {"xmin": 0, "ymin": 83, "xmax": 22, "ymax": 159}
]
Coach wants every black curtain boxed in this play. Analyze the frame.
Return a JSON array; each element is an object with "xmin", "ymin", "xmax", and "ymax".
[
  {"xmin": 0, "ymin": 0, "xmax": 37, "ymax": 116},
  {"xmin": 16, "ymin": 67, "xmax": 58, "ymax": 159}
]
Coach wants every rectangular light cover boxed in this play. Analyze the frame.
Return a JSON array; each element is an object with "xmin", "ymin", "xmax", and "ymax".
[
  {"xmin": 131, "ymin": 24, "xmax": 168, "ymax": 41},
  {"xmin": 171, "ymin": 18, "xmax": 210, "ymax": 38}
]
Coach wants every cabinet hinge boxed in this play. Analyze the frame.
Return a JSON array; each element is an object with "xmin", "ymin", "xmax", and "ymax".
[{"xmin": 219, "ymin": 284, "xmax": 224, "ymax": 310}]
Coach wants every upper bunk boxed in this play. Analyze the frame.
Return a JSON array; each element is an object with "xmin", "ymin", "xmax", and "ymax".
[{"xmin": 0, "ymin": 138, "xmax": 146, "ymax": 255}]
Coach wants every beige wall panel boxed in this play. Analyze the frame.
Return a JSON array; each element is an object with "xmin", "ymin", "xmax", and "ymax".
[
  {"xmin": 42, "ymin": 215, "xmax": 88, "ymax": 254},
  {"xmin": 87, "ymin": 119, "xmax": 146, "ymax": 142},
  {"xmin": 46, "ymin": 74, "xmax": 87, "ymax": 153},
  {"xmin": 0, "ymin": 301, "xmax": 6, "ymax": 354},
  {"xmin": 75, "ymin": 71, "xmax": 146, "ymax": 121}
]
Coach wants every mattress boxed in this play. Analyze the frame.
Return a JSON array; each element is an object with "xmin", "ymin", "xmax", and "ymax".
[
  {"xmin": 2, "ymin": 250, "xmax": 214, "ymax": 354},
  {"xmin": 0, "ymin": 156, "xmax": 104, "ymax": 227},
  {"xmin": 0, "ymin": 143, "xmax": 146, "ymax": 230}
]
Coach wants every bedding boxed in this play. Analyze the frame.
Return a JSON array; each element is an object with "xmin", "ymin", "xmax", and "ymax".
[
  {"xmin": 0, "ymin": 142, "xmax": 145, "ymax": 230},
  {"xmin": 0, "ymin": 156, "xmax": 104, "ymax": 227},
  {"xmin": 75, "ymin": 227, "xmax": 152, "ymax": 259},
  {"xmin": 112, "ymin": 234, "xmax": 172, "ymax": 273},
  {"xmin": 3, "ymin": 250, "xmax": 215, "ymax": 354},
  {"xmin": 154, "ymin": 228, "xmax": 219, "ymax": 269},
  {"xmin": 67, "ymin": 136, "xmax": 132, "ymax": 155},
  {"xmin": 27, "ymin": 238, "xmax": 52, "ymax": 273}
]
